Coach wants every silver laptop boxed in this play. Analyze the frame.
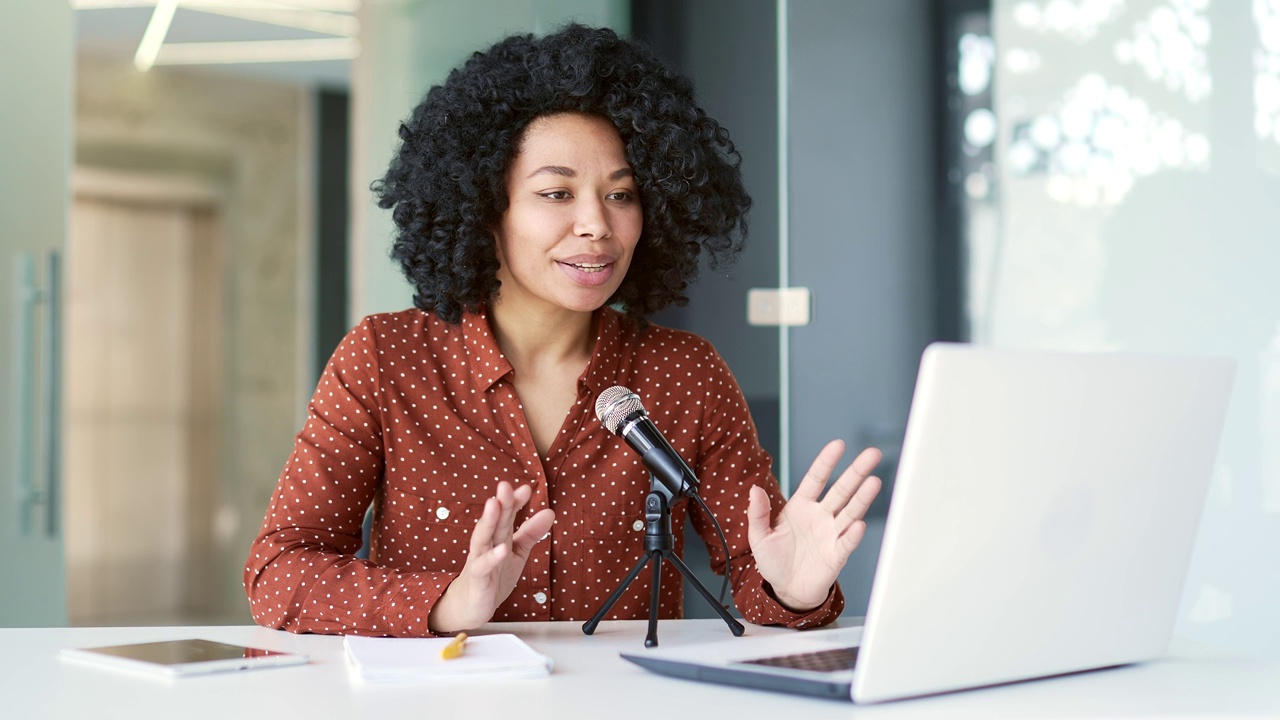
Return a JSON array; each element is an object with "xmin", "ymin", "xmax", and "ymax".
[{"xmin": 623, "ymin": 342, "xmax": 1235, "ymax": 703}]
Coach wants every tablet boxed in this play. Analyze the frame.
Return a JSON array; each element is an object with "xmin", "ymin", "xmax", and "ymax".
[{"xmin": 60, "ymin": 638, "xmax": 309, "ymax": 678}]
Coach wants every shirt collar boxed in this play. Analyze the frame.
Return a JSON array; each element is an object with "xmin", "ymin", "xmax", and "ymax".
[
  {"xmin": 461, "ymin": 308, "xmax": 512, "ymax": 391},
  {"xmin": 579, "ymin": 307, "xmax": 630, "ymax": 398},
  {"xmin": 461, "ymin": 305, "xmax": 632, "ymax": 396}
]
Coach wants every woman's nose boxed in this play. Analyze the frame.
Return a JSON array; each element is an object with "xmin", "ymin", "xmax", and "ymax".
[{"xmin": 573, "ymin": 197, "xmax": 611, "ymax": 240}]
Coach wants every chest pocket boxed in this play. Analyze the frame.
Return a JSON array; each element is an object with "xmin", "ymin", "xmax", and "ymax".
[
  {"xmin": 379, "ymin": 488, "xmax": 486, "ymax": 572},
  {"xmin": 558, "ymin": 508, "xmax": 644, "ymax": 545}
]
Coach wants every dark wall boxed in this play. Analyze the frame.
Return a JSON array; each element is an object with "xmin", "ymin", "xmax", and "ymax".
[
  {"xmin": 634, "ymin": 1, "xmax": 941, "ymax": 618},
  {"xmin": 788, "ymin": 0, "xmax": 937, "ymax": 614},
  {"xmin": 314, "ymin": 88, "xmax": 351, "ymax": 384},
  {"xmin": 632, "ymin": 0, "xmax": 782, "ymax": 620},
  {"xmin": 632, "ymin": 0, "xmax": 782, "ymax": 456}
]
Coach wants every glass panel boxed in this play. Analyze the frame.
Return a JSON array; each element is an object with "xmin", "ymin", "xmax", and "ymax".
[
  {"xmin": 991, "ymin": 0, "xmax": 1280, "ymax": 659},
  {"xmin": 0, "ymin": 1, "xmax": 72, "ymax": 626}
]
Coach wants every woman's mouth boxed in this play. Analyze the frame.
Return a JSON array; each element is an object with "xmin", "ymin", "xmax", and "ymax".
[{"xmin": 558, "ymin": 259, "xmax": 616, "ymax": 286}]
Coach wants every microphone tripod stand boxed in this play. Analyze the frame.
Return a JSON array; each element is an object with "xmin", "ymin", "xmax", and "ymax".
[{"xmin": 582, "ymin": 474, "xmax": 745, "ymax": 647}]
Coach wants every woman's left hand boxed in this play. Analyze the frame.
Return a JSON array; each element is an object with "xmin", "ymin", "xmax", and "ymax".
[{"xmin": 747, "ymin": 440, "xmax": 883, "ymax": 612}]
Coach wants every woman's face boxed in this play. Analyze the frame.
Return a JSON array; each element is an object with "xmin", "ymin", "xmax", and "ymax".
[{"xmin": 492, "ymin": 112, "xmax": 643, "ymax": 318}]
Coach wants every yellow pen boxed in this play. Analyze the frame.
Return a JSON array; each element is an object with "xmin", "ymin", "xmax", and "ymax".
[{"xmin": 440, "ymin": 632, "xmax": 468, "ymax": 660}]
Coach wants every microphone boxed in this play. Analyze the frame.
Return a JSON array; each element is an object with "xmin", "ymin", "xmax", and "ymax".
[{"xmin": 595, "ymin": 386, "xmax": 700, "ymax": 498}]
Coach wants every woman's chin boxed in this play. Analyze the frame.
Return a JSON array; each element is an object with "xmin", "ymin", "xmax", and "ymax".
[{"xmin": 557, "ymin": 286, "xmax": 621, "ymax": 314}]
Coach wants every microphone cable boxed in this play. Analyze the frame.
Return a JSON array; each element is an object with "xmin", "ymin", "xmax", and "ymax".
[{"xmin": 691, "ymin": 492, "xmax": 733, "ymax": 610}]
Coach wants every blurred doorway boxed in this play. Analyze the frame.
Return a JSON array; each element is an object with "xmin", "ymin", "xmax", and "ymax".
[{"xmin": 64, "ymin": 168, "xmax": 223, "ymax": 626}]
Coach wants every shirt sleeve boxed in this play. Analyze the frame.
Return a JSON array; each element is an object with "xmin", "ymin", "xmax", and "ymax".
[
  {"xmin": 686, "ymin": 341, "xmax": 845, "ymax": 630},
  {"xmin": 242, "ymin": 318, "xmax": 453, "ymax": 637}
]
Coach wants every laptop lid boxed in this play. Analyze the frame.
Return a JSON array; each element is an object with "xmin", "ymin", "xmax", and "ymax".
[
  {"xmin": 853, "ymin": 343, "xmax": 1233, "ymax": 702},
  {"xmin": 625, "ymin": 343, "xmax": 1235, "ymax": 704}
]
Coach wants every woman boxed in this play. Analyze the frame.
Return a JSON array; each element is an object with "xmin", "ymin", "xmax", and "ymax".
[{"xmin": 244, "ymin": 24, "xmax": 881, "ymax": 637}]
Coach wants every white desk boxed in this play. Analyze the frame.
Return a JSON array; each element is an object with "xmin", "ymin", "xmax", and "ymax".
[{"xmin": 3, "ymin": 620, "xmax": 1279, "ymax": 719}]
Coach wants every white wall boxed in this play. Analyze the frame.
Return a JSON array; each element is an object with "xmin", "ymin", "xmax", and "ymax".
[{"xmin": 991, "ymin": 0, "xmax": 1280, "ymax": 659}]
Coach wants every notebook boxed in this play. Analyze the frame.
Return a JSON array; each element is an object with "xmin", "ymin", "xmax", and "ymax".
[
  {"xmin": 624, "ymin": 342, "xmax": 1235, "ymax": 703},
  {"xmin": 344, "ymin": 633, "xmax": 553, "ymax": 682}
]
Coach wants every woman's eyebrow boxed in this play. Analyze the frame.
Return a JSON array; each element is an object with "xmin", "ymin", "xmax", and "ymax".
[
  {"xmin": 527, "ymin": 165, "xmax": 574, "ymax": 178},
  {"xmin": 525, "ymin": 166, "xmax": 634, "ymax": 180}
]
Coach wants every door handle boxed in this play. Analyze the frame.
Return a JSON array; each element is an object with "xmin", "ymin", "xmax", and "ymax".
[
  {"xmin": 42, "ymin": 250, "xmax": 62, "ymax": 538},
  {"xmin": 12, "ymin": 250, "xmax": 61, "ymax": 539}
]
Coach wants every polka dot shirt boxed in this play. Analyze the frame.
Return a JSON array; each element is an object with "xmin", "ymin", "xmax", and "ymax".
[{"xmin": 244, "ymin": 307, "xmax": 843, "ymax": 637}]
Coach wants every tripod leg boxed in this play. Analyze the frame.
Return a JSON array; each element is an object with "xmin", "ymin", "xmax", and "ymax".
[
  {"xmin": 583, "ymin": 552, "xmax": 652, "ymax": 635},
  {"xmin": 645, "ymin": 551, "xmax": 663, "ymax": 648},
  {"xmin": 666, "ymin": 552, "xmax": 745, "ymax": 637}
]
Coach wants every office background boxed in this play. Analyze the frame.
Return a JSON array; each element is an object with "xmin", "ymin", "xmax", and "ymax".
[{"xmin": 1, "ymin": 0, "xmax": 1276, "ymax": 662}]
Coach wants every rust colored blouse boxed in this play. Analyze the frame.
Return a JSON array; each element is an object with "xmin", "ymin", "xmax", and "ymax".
[{"xmin": 244, "ymin": 307, "xmax": 843, "ymax": 636}]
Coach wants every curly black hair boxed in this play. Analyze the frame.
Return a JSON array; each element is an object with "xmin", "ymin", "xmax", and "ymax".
[{"xmin": 373, "ymin": 23, "xmax": 752, "ymax": 325}]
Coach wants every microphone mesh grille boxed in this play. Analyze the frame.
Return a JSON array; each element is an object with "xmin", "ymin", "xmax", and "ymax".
[{"xmin": 595, "ymin": 386, "xmax": 644, "ymax": 434}]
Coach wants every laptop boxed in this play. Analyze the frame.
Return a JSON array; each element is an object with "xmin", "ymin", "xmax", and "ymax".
[{"xmin": 623, "ymin": 342, "xmax": 1235, "ymax": 703}]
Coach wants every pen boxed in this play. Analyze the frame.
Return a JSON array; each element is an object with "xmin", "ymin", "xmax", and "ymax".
[{"xmin": 440, "ymin": 633, "xmax": 468, "ymax": 660}]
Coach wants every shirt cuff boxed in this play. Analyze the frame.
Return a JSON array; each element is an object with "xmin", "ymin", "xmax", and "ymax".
[
  {"xmin": 754, "ymin": 578, "xmax": 845, "ymax": 630},
  {"xmin": 381, "ymin": 574, "xmax": 452, "ymax": 637}
]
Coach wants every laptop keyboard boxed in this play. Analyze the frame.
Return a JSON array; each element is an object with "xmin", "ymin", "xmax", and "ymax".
[{"xmin": 738, "ymin": 646, "xmax": 860, "ymax": 674}]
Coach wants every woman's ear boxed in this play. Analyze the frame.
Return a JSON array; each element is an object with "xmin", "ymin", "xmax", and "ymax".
[{"xmin": 488, "ymin": 226, "xmax": 505, "ymax": 267}]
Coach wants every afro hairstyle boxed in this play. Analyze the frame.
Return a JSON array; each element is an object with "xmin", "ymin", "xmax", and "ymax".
[{"xmin": 373, "ymin": 23, "xmax": 752, "ymax": 325}]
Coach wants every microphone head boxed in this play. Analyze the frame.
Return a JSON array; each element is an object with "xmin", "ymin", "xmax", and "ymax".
[{"xmin": 595, "ymin": 386, "xmax": 645, "ymax": 434}]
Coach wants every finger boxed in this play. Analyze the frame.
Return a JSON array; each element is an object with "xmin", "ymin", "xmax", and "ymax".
[
  {"xmin": 746, "ymin": 485, "xmax": 773, "ymax": 549},
  {"xmin": 512, "ymin": 482, "xmax": 533, "ymax": 507},
  {"xmin": 835, "ymin": 475, "xmax": 882, "ymax": 531},
  {"xmin": 464, "ymin": 541, "xmax": 510, "ymax": 591},
  {"xmin": 502, "ymin": 483, "xmax": 534, "ymax": 543},
  {"xmin": 468, "ymin": 496, "xmax": 502, "ymax": 556},
  {"xmin": 835, "ymin": 519, "xmax": 868, "ymax": 558},
  {"xmin": 511, "ymin": 509, "xmax": 556, "ymax": 559},
  {"xmin": 792, "ymin": 440, "xmax": 847, "ymax": 502},
  {"xmin": 819, "ymin": 447, "xmax": 883, "ymax": 514},
  {"xmin": 492, "ymin": 481, "xmax": 519, "ymax": 546}
]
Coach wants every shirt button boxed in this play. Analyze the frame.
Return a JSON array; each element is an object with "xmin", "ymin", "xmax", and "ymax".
[
  {"xmin": 533, "ymin": 592, "xmax": 547, "ymax": 604},
  {"xmin": 436, "ymin": 506, "xmax": 450, "ymax": 520},
  {"xmin": 632, "ymin": 519, "xmax": 644, "ymax": 532}
]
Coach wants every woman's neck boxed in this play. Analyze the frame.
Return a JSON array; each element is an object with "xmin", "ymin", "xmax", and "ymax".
[{"xmin": 488, "ymin": 300, "xmax": 596, "ymax": 373}]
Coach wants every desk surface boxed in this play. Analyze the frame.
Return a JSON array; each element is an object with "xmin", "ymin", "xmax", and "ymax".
[{"xmin": 3, "ymin": 620, "xmax": 1279, "ymax": 719}]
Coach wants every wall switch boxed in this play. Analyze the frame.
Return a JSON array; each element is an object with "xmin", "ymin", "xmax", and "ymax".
[{"xmin": 747, "ymin": 287, "xmax": 811, "ymax": 326}]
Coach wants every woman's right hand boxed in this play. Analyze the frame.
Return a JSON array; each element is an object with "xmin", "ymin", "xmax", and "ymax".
[{"xmin": 427, "ymin": 481, "xmax": 555, "ymax": 633}]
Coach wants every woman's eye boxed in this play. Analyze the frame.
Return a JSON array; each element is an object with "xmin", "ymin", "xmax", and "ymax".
[
  {"xmin": 607, "ymin": 191, "xmax": 635, "ymax": 202},
  {"xmin": 539, "ymin": 191, "xmax": 570, "ymax": 200}
]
